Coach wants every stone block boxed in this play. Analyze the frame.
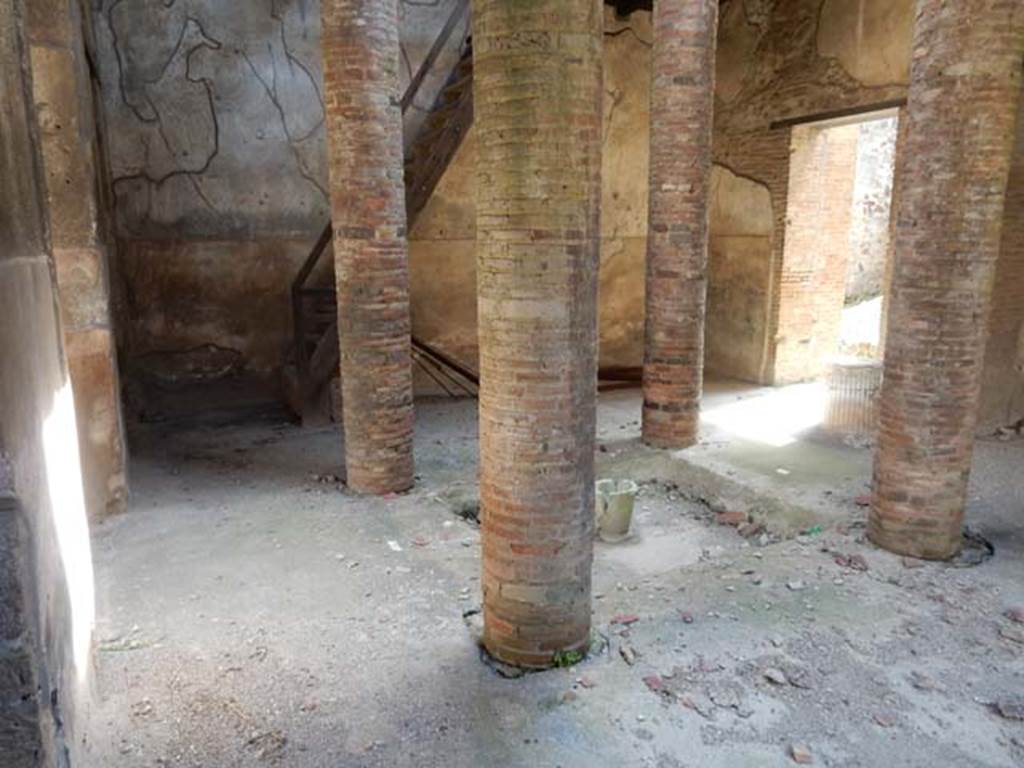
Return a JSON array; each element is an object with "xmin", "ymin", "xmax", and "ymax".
[
  {"xmin": 29, "ymin": 43, "xmax": 99, "ymax": 251},
  {"xmin": 54, "ymin": 247, "xmax": 109, "ymax": 331},
  {"xmin": 0, "ymin": 500, "xmax": 26, "ymax": 642},
  {"xmin": 25, "ymin": 0, "xmax": 73, "ymax": 47},
  {"xmin": 0, "ymin": 646, "xmax": 35, "ymax": 703},
  {"xmin": 65, "ymin": 328, "xmax": 127, "ymax": 519},
  {"xmin": 0, "ymin": 696, "xmax": 43, "ymax": 768},
  {"xmin": 0, "ymin": 641, "xmax": 40, "ymax": 768}
]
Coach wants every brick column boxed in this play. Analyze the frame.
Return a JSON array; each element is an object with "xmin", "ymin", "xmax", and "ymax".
[
  {"xmin": 641, "ymin": 0, "xmax": 718, "ymax": 449},
  {"xmin": 320, "ymin": 0, "xmax": 414, "ymax": 494},
  {"xmin": 871, "ymin": 0, "xmax": 1023, "ymax": 559},
  {"xmin": 474, "ymin": 0, "xmax": 603, "ymax": 669}
]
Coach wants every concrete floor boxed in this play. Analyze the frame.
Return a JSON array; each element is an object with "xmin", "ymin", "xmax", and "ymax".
[{"xmin": 83, "ymin": 384, "xmax": 1024, "ymax": 767}]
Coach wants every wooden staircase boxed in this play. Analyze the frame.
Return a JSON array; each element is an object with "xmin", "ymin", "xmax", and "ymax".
[{"xmin": 285, "ymin": 0, "xmax": 477, "ymax": 424}]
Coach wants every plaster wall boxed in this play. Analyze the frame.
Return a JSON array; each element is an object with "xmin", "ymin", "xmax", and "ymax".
[
  {"xmin": 979, "ymin": 94, "xmax": 1024, "ymax": 430},
  {"xmin": 1, "ymin": 0, "xmax": 96, "ymax": 762},
  {"xmin": 413, "ymin": 1, "xmax": 910, "ymax": 382},
  {"xmin": 90, "ymin": 0, "xmax": 464, "ymax": 405},
  {"xmin": 706, "ymin": 164, "xmax": 773, "ymax": 381}
]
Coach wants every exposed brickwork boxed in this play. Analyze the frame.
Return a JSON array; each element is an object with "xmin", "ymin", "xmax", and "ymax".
[
  {"xmin": 642, "ymin": 0, "xmax": 718, "ymax": 448},
  {"xmin": 474, "ymin": 0, "xmax": 603, "ymax": 668},
  {"xmin": 714, "ymin": 0, "xmax": 910, "ymax": 136},
  {"xmin": 871, "ymin": 0, "xmax": 1024, "ymax": 559},
  {"xmin": 773, "ymin": 123, "xmax": 859, "ymax": 384},
  {"xmin": 320, "ymin": 0, "xmax": 414, "ymax": 494}
]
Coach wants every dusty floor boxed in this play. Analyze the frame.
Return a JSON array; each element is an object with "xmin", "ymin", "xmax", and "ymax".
[{"xmin": 83, "ymin": 384, "xmax": 1024, "ymax": 767}]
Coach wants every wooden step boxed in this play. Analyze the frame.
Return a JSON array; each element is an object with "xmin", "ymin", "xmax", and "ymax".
[{"xmin": 289, "ymin": 2, "xmax": 475, "ymax": 428}]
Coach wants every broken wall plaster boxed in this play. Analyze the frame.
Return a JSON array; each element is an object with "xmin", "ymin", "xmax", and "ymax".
[
  {"xmin": 714, "ymin": 0, "xmax": 910, "ymax": 136},
  {"xmin": 816, "ymin": 0, "xmax": 913, "ymax": 89},
  {"xmin": 95, "ymin": 0, "xmax": 461, "ymax": 239}
]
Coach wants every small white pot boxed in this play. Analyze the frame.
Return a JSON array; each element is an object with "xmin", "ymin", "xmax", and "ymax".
[{"xmin": 595, "ymin": 478, "xmax": 638, "ymax": 543}]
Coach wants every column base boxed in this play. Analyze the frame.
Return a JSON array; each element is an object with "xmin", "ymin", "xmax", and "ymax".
[
  {"xmin": 641, "ymin": 406, "xmax": 699, "ymax": 450},
  {"xmin": 482, "ymin": 630, "xmax": 591, "ymax": 671},
  {"xmin": 867, "ymin": 504, "xmax": 963, "ymax": 561},
  {"xmin": 345, "ymin": 472, "xmax": 414, "ymax": 497}
]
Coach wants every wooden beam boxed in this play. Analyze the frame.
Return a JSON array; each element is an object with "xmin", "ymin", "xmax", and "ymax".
[{"xmin": 769, "ymin": 100, "xmax": 906, "ymax": 131}]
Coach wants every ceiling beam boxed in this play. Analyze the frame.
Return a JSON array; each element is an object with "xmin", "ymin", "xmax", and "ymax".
[
  {"xmin": 606, "ymin": 0, "xmax": 734, "ymax": 16},
  {"xmin": 607, "ymin": 0, "xmax": 653, "ymax": 13}
]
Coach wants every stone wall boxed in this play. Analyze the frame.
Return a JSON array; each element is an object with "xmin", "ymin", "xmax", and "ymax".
[
  {"xmin": 0, "ymin": 0, "xmax": 96, "ymax": 763},
  {"xmin": 0, "ymin": 488, "xmax": 40, "ymax": 768},
  {"xmin": 28, "ymin": 0, "xmax": 127, "ymax": 521}
]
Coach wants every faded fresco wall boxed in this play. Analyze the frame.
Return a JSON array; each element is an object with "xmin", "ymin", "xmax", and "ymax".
[
  {"xmin": 94, "ymin": 0, "xmax": 654, "ymax": 399},
  {"xmin": 411, "ymin": 0, "xmax": 915, "ymax": 381},
  {"xmin": 706, "ymin": 165, "xmax": 773, "ymax": 381},
  {"xmin": 89, "ymin": 0, "xmax": 464, "ymax": 406}
]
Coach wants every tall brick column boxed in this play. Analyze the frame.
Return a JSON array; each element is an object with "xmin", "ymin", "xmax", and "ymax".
[
  {"xmin": 474, "ymin": 0, "xmax": 603, "ymax": 668},
  {"xmin": 641, "ymin": 0, "xmax": 718, "ymax": 449},
  {"xmin": 871, "ymin": 0, "xmax": 1023, "ymax": 559},
  {"xmin": 320, "ymin": 0, "xmax": 414, "ymax": 494}
]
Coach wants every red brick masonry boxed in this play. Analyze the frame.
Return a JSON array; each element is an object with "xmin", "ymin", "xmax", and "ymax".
[
  {"xmin": 642, "ymin": 0, "xmax": 718, "ymax": 449},
  {"xmin": 320, "ymin": 0, "xmax": 414, "ymax": 494},
  {"xmin": 474, "ymin": 0, "xmax": 604, "ymax": 668},
  {"xmin": 871, "ymin": 0, "xmax": 1023, "ymax": 559}
]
